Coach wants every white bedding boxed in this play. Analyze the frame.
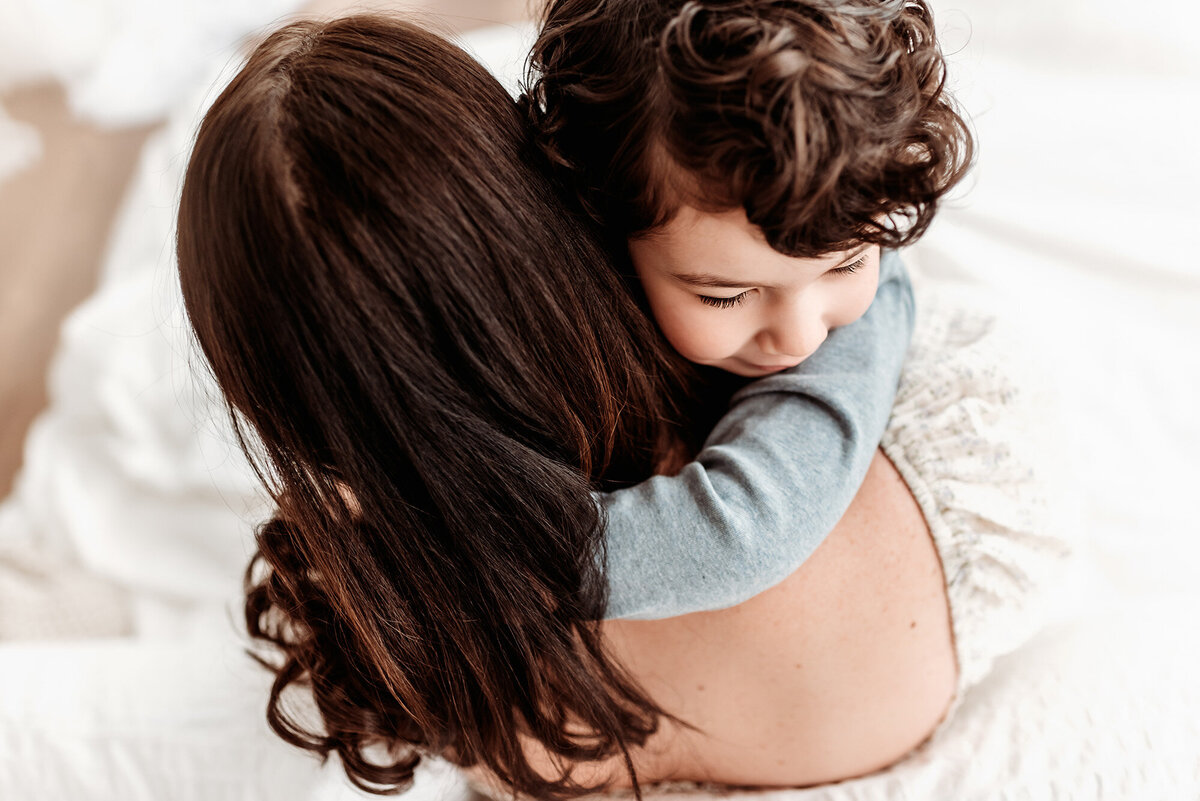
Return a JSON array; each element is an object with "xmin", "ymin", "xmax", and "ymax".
[{"xmin": 1, "ymin": 1, "xmax": 1198, "ymax": 798}]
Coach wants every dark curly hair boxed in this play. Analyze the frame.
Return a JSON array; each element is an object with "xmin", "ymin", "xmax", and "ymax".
[
  {"xmin": 177, "ymin": 15, "xmax": 696, "ymax": 800},
  {"xmin": 525, "ymin": 0, "xmax": 974, "ymax": 256}
]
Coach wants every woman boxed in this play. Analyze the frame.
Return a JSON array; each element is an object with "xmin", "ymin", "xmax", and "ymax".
[{"xmin": 176, "ymin": 14, "xmax": 1067, "ymax": 800}]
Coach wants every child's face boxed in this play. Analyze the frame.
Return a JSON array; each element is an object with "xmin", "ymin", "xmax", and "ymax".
[{"xmin": 629, "ymin": 206, "xmax": 881, "ymax": 377}]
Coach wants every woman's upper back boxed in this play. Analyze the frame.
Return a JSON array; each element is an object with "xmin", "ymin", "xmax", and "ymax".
[{"xmin": 485, "ymin": 451, "xmax": 954, "ymax": 791}]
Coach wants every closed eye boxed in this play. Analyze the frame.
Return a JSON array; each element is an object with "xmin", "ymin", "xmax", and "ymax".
[
  {"xmin": 699, "ymin": 291, "xmax": 750, "ymax": 309},
  {"xmin": 831, "ymin": 255, "xmax": 868, "ymax": 276}
]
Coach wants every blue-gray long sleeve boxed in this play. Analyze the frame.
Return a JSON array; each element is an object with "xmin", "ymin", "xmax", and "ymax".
[{"xmin": 599, "ymin": 249, "xmax": 915, "ymax": 620}]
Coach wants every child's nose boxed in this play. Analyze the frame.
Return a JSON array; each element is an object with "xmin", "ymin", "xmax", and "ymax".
[{"xmin": 758, "ymin": 308, "xmax": 828, "ymax": 361}]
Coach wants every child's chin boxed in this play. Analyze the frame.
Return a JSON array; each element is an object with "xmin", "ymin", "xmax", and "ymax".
[{"xmin": 708, "ymin": 357, "xmax": 804, "ymax": 377}]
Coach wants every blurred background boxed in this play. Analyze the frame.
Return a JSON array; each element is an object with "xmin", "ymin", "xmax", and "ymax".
[{"xmin": 0, "ymin": 0, "xmax": 531, "ymax": 501}]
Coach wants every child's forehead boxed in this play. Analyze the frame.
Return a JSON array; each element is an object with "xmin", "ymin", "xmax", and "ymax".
[{"xmin": 635, "ymin": 204, "xmax": 870, "ymax": 278}]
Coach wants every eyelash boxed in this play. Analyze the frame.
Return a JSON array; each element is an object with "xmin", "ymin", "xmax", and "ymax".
[
  {"xmin": 697, "ymin": 255, "xmax": 868, "ymax": 309},
  {"xmin": 832, "ymin": 255, "xmax": 868, "ymax": 275},
  {"xmin": 698, "ymin": 292, "xmax": 749, "ymax": 309}
]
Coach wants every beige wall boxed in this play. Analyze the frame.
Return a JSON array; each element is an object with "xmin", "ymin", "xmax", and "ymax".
[{"xmin": 0, "ymin": 0, "xmax": 533, "ymax": 498}]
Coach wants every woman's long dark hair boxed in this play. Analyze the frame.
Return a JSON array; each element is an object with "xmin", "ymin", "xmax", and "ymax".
[{"xmin": 176, "ymin": 15, "xmax": 692, "ymax": 798}]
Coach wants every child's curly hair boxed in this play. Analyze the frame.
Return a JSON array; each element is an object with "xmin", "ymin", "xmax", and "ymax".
[{"xmin": 525, "ymin": 0, "xmax": 974, "ymax": 257}]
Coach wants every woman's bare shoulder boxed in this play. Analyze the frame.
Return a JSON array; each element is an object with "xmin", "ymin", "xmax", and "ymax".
[
  {"xmin": 470, "ymin": 451, "xmax": 954, "ymax": 794},
  {"xmin": 598, "ymin": 449, "xmax": 955, "ymax": 787}
]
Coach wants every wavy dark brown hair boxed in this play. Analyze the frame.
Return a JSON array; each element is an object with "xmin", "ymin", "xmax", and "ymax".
[
  {"xmin": 176, "ymin": 15, "xmax": 696, "ymax": 799},
  {"xmin": 525, "ymin": 0, "xmax": 974, "ymax": 256}
]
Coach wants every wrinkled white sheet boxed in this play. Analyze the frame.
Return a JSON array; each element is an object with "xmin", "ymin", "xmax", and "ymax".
[
  {"xmin": 1, "ymin": 1, "xmax": 1198, "ymax": 798},
  {"xmin": 0, "ymin": 0, "xmax": 306, "ymax": 182}
]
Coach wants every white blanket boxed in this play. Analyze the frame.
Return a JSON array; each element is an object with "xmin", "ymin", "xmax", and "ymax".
[{"xmin": 1, "ymin": 2, "xmax": 1198, "ymax": 798}]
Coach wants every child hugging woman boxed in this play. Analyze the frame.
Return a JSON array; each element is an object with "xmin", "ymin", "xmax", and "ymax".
[{"xmin": 175, "ymin": 4, "xmax": 1072, "ymax": 799}]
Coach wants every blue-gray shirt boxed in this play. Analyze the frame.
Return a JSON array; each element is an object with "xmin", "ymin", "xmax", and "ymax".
[{"xmin": 599, "ymin": 249, "xmax": 914, "ymax": 620}]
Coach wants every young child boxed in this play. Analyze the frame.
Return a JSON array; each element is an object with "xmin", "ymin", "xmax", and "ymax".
[{"xmin": 523, "ymin": 0, "xmax": 974, "ymax": 619}]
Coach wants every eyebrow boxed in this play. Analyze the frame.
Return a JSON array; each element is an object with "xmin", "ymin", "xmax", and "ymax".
[
  {"xmin": 667, "ymin": 244, "xmax": 872, "ymax": 289},
  {"xmin": 668, "ymin": 273, "xmax": 757, "ymax": 289}
]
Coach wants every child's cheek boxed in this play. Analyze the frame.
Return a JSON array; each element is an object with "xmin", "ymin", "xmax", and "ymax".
[
  {"xmin": 649, "ymin": 290, "xmax": 740, "ymax": 364},
  {"xmin": 836, "ymin": 261, "xmax": 882, "ymax": 328}
]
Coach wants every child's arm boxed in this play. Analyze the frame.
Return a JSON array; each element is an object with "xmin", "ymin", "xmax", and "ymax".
[{"xmin": 599, "ymin": 249, "xmax": 914, "ymax": 620}]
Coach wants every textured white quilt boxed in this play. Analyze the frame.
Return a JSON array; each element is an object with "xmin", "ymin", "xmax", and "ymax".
[{"xmin": 1, "ymin": 1, "xmax": 1198, "ymax": 798}]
